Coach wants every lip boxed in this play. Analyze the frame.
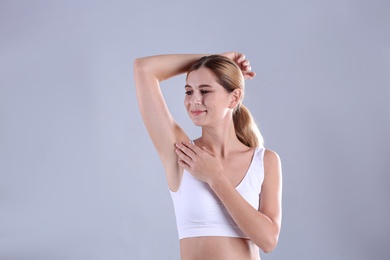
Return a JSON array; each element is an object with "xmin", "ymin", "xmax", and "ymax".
[{"xmin": 191, "ymin": 110, "xmax": 206, "ymax": 116}]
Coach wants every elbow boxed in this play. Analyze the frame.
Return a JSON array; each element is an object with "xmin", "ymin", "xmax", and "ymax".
[
  {"xmin": 258, "ymin": 234, "xmax": 279, "ymax": 253},
  {"xmin": 133, "ymin": 57, "xmax": 161, "ymax": 82},
  {"xmin": 133, "ymin": 57, "xmax": 146, "ymax": 73},
  {"xmin": 133, "ymin": 57, "xmax": 153, "ymax": 83}
]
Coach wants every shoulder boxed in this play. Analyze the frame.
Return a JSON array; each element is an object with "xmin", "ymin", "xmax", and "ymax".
[
  {"xmin": 263, "ymin": 149, "xmax": 282, "ymax": 177},
  {"xmin": 263, "ymin": 149, "xmax": 281, "ymax": 164}
]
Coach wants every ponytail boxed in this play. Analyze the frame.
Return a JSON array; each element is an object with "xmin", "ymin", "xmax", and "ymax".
[{"xmin": 233, "ymin": 104, "xmax": 264, "ymax": 148}]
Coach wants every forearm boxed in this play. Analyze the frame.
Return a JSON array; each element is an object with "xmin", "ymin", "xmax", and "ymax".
[
  {"xmin": 134, "ymin": 54, "xmax": 207, "ymax": 82},
  {"xmin": 209, "ymin": 177, "xmax": 279, "ymax": 253}
]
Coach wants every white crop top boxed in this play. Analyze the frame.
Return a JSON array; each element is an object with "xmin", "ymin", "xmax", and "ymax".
[{"xmin": 169, "ymin": 147, "xmax": 265, "ymax": 239}]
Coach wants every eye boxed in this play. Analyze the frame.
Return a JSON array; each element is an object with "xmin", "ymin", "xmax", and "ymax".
[
  {"xmin": 200, "ymin": 90, "xmax": 210, "ymax": 94},
  {"xmin": 185, "ymin": 90, "xmax": 193, "ymax": 95}
]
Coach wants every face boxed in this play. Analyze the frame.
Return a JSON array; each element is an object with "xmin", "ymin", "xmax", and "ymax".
[{"xmin": 185, "ymin": 67, "xmax": 238, "ymax": 126}]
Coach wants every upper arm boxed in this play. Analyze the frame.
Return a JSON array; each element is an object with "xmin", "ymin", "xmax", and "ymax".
[
  {"xmin": 133, "ymin": 58, "xmax": 188, "ymax": 186},
  {"xmin": 259, "ymin": 149, "xmax": 283, "ymax": 232}
]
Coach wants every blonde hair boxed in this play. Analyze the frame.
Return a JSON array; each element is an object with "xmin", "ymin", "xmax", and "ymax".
[{"xmin": 187, "ymin": 55, "xmax": 264, "ymax": 148}]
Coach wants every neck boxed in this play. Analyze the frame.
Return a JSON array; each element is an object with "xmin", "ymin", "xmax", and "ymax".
[{"xmin": 199, "ymin": 119, "xmax": 244, "ymax": 159}]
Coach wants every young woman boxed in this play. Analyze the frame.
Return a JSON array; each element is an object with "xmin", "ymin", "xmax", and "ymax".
[{"xmin": 134, "ymin": 52, "xmax": 282, "ymax": 260}]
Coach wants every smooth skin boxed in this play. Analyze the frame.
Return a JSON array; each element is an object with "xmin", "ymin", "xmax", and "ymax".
[{"xmin": 134, "ymin": 52, "xmax": 282, "ymax": 260}]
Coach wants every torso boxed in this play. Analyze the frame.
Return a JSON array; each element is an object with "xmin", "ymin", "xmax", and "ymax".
[
  {"xmin": 172, "ymin": 140, "xmax": 263, "ymax": 260},
  {"xmin": 180, "ymin": 236, "xmax": 261, "ymax": 260}
]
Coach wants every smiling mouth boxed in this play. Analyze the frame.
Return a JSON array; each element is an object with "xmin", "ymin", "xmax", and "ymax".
[{"xmin": 191, "ymin": 110, "xmax": 207, "ymax": 116}]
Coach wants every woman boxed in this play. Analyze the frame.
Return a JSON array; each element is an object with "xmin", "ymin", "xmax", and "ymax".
[{"xmin": 134, "ymin": 52, "xmax": 282, "ymax": 260}]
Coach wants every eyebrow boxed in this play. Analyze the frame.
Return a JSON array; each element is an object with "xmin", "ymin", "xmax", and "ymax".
[{"xmin": 184, "ymin": 84, "xmax": 213, "ymax": 88}]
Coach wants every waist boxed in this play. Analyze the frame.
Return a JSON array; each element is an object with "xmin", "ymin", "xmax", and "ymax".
[
  {"xmin": 177, "ymin": 223, "xmax": 248, "ymax": 240},
  {"xmin": 180, "ymin": 236, "xmax": 260, "ymax": 260}
]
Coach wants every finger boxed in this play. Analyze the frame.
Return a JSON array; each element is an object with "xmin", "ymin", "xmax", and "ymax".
[
  {"xmin": 175, "ymin": 148, "xmax": 194, "ymax": 168},
  {"xmin": 177, "ymin": 142, "xmax": 197, "ymax": 158},
  {"xmin": 175, "ymin": 143, "xmax": 193, "ymax": 158},
  {"xmin": 182, "ymin": 141, "xmax": 201, "ymax": 154},
  {"xmin": 242, "ymin": 65, "xmax": 252, "ymax": 72},
  {"xmin": 237, "ymin": 53, "xmax": 245, "ymax": 63},
  {"xmin": 242, "ymin": 60, "xmax": 250, "ymax": 67},
  {"xmin": 243, "ymin": 71, "xmax": 256, "ymax": 80},
  {"xmin": 178, "ymin": 158, "xmax": 191, "ymax": 170},
  {"xmin": 175, "ymin": 147, "xmax": 191, "ymax": 160}
]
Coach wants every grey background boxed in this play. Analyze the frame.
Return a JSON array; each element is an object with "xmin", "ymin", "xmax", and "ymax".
[{"xmin": 1, "ymin": 0, "xmax": 389, "ymax": 259}]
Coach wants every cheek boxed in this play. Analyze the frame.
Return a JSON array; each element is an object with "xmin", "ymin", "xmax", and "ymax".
[{"xmin": 184, "ymin": 97, "xmax": 190, "ymax": 107}]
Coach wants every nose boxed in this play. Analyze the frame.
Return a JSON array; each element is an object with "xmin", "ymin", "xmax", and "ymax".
[{"xmin": 191, "ymin": 93, "xmax": 202, "ymax": 105}]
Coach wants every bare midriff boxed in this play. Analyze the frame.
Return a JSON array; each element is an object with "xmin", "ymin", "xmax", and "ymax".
[{"xmin": 179, "ymin": 236, "xmax": 260, "ymax": 260}]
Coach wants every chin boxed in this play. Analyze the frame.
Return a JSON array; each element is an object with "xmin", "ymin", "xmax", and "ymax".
[
  {"xmin": 192, "ymin": 121, "xmax": 204, "ymax": 127},
  {"xmin": 190, "ymin": 118, "xmax": 206, "ymax": 127}
]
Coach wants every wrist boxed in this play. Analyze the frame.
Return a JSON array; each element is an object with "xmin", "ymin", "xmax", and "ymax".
[{"xmin": 208, "ymin": 170, "xmax": 230, "ymax": 191}]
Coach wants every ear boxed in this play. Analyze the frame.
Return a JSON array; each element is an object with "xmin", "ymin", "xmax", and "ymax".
[{"xmin": 229, "ymin": 89, "xmax": 242, "ymax": 109}]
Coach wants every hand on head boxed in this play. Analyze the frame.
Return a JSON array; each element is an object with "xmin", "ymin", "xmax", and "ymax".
[{"xmin": 221, "ymin": 52, "xmax": 256, "ymax": 80}]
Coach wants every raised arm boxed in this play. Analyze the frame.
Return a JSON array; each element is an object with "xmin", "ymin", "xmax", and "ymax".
[{"xmin": 133, "ymin": 54, "xmax": 205, "ymax": 190}]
